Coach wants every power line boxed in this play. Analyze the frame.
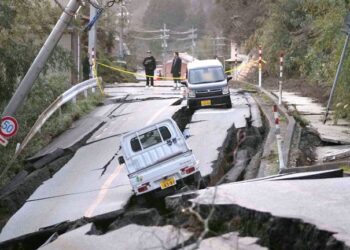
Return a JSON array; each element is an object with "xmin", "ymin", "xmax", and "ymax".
[
  {"xmin": 131, "ymin": 29, "xmax": 163, "ymax": 33},
  {"xmin": 131, "ymin": 35, "xmax": 163, "ymax": 40},
  {"xmin": 169, "ymin": 28, "xmax": 197, "ymax": 35}
]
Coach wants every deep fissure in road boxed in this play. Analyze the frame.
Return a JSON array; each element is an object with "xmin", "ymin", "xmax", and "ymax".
[{"xmin": 164, "ymin": 197, "xmax": 346, "ymax": 250}]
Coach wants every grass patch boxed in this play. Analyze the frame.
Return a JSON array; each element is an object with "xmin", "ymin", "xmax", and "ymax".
[
  {"xmin": 279, "ymin": 115, "xmax": 287, "ymax": 123},
  {"xmin": 340, "ymin": 164, "xmax": 350, "ymax": 174},
  {"xmin": 290, "ymin": 110, "xmax": 309, "ymax": 127}
]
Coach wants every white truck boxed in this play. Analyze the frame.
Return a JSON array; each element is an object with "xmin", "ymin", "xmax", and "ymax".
[{"xmin": 118, "ymin": 118, "xmax": 200, "ymax": 196}]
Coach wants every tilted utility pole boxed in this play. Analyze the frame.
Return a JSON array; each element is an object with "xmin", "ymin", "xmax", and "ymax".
[
  {"xmin": 324, "ymin": 13, "xmax": 350, "ymax": 123},
  {"xmin": 2, "ymin": 0, "xmax": 81, "ymax": 117}
]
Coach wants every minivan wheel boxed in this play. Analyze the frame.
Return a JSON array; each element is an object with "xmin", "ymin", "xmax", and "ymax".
[{"xmin": 226, "ymin": 101, "xmax": 232, "ymax": 109}]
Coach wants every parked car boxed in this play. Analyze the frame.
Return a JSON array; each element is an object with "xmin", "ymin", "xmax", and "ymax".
[
  {"xmin": 118, "ymin": 118, "xmax": 200, "ymax": 196},
  {"xmin": 182, "ymin": 59, "xmax": 232, "ymax": 110}
]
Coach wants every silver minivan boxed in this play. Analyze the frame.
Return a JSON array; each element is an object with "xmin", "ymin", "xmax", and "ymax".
[{"xmin": 182, "ymin": 59, "xmax": 232, "ymax": 110}]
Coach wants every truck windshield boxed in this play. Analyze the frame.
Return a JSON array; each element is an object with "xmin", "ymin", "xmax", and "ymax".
[{"xmin": 189, "ymin": 66, "xmax": 225, "ymax": 84}]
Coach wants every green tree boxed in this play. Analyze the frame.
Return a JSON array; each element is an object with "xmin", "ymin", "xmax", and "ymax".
[{"xmin": 0, "ymin": 0, "xmax": 71, "ymax": 108}]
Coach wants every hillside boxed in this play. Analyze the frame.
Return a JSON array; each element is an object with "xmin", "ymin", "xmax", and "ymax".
[{"xmin": 214, "ymin": 0, "xmax": 350, "ymax": 120}]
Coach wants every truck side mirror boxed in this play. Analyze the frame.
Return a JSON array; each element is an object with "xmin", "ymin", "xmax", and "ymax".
[
  {"xmin": 118, "ymin": 156, "xmax": 125, "ymax": 165},
  {"xmin": 180, "ymin": 81, "xmax": 187, "ymax": 87}
]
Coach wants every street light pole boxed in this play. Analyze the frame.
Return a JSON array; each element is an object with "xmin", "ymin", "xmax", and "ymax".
[
  {"xmin": 324, "ymin": 13, "xmax": 350, "ymax": 123},
  {"xmin": 2, "ymin": 0, "xmax": 81, "ymax": 117}
]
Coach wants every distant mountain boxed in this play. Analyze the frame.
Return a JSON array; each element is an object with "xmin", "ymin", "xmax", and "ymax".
[{"xmin": 129, "ymin": 0, "xmax": 151, "ymax": 28}]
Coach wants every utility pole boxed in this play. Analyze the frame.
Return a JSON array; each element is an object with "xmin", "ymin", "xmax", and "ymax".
[
  {"xmin": 118, "ymin": 2, "xmax": 125, "ymax": 60},
  {"xmin": 76, "ymin": 7, "xmax": 81, "ymax": 83},
  {"xmin": 2, "ymin": 0, "xmax": 81, "ymax": 117},
  {"xmin": 70, "ymin": 6, "xmax": 82, "ymax": 85},
  {"xmin": 191, "ymin": 27, "xmax": 196, "ymax": 59},
  {"xmin": 70, "ymin": 27, "xmax": 79, "ymax": 85},
  {"xmin": 88, "ymin": 4, "xmax": 97, "ymax": 78},
  {"xmin": 212, "ymin": 38, "xmax": 217, "ymax": 58},
  {"xmin": 77, "ymin": 31, "xmax": 81, "ymax": 82},
  {"xmin": 214, "ymin": 36, "xmax": 226, "ymax": 67},
  {"xmin": 324, "ymin": 13, "xmax": 350, "ymax": 123},
  {"xmin": 161, "ymin": 23, "xmax": 169, "ymax": 75}
]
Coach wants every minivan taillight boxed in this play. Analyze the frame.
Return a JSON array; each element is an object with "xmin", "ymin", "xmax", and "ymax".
[
  {"xmin": 181, "ymin": 166, "xmax": 195, "ymax": 175},
  {"xmin": 137, "ymin": 183, "xmax": 149, "ymax": 193}
]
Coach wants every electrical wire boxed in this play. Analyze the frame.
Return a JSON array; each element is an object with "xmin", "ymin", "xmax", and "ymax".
[
  {"xmin": 169, "ymin": 29, "xmax": 197, "ymax": 35},
  {"xmin": 131, "ymin": 29, "xmax": 163, "ymax": 33},
  {"xmin": 87, "ymin": 0, "xmax": 121, "ymax": 10},
  {"xmin": 131, "ymin": 35, "xmax": 163, "ymax": 40}
]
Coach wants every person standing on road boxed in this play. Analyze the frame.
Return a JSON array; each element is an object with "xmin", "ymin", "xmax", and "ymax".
[
  {"xmin": 171, "ymin": 51, "xmax": 182, "ymax": 90},
  {"xmin": 143, "ymin": 50, "xmax": 156, "ymax": 88}
]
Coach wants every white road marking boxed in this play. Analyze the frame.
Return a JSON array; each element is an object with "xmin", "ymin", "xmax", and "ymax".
[
  {"xmin": 84, "ymin": 104, "xmax": 169, "ymax": 217},
  {"xmin": 84, "ymin": 164, "xmax": 123, "ymax": 217},
  {"xmin": 146, "ymin": 105, "xmax": 169, "ymax": 125}
]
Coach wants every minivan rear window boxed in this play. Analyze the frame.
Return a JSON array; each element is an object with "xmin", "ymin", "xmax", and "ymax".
[
  {"xmin": 189, "ymin": 66, "xmax": 225, "ymax": 84},
  {"xmin": 130, "ymin": 126, "xmax": 172, "ymax": 152}
]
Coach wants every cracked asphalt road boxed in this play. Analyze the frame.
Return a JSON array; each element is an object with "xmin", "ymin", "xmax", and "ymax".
[{"xmin": 0, "ymin": 83, "xmax": 262, "ymax": 244}]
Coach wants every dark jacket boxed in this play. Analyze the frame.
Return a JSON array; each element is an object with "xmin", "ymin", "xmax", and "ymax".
[
  {"xmin": 143, "ymin": 56, "xmax": 156, "ymax": 73},
  {"xmin": 171, "ymin": 56, "xmax": 182, "ymax": 77}
]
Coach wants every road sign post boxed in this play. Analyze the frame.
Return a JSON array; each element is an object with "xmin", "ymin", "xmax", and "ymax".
[
  {"xmin": 258, "ymin": 46, "xmax": 262, "ymax": 88},
  {"xmin": 0, "ymin": 134, "xmax": 8, "ymax": 147}
]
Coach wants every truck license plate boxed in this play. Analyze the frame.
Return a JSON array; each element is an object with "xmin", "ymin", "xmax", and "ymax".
[
  {"xmin": 160, "ymin": 177, "xmax": 176, "ymax": 189},
  {"xmin": 201, "ymin": 100, "xmax": 211, "ymax": 106}
]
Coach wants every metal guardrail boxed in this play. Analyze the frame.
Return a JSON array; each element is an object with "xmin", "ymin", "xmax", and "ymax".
[{"xmin": 14, "ymin": 77, "xmax": 101, "ymax": 158}]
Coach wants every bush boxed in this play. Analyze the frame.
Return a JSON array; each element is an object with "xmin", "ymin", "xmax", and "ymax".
[{"xmin": 0, "ymin": 75, "xmax": 103, "ymax": 187}]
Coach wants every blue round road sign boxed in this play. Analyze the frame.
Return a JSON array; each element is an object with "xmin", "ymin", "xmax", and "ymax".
[{"xmin": 1, "ymin": 116, "xmax": 19, "ymax": 138}]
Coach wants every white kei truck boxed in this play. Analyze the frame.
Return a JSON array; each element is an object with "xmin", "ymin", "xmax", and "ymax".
[{"xmin": 118, "ymin": 118, "xmax": 200, "ymax": 196}]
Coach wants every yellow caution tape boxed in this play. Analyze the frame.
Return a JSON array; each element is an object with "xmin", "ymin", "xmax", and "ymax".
[
  {"xmin": 97, "ymin": 62, "xmax": 185, "ymax": 80},
  {"xmin": 92, "ymin": 60, "xmax": 105, "ymax": 95},
  {"xmin": 96, "ymin": 59, "xmax": 263, "ymax": 82}
]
